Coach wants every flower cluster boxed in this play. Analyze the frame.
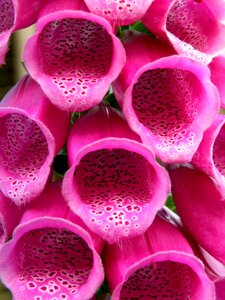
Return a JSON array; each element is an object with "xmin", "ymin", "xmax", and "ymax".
[{"xmin": 0, "ymin": 0, "xmax": 225, "ymax": 299}]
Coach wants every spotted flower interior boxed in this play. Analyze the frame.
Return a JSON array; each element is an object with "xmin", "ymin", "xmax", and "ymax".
[
  {"xmin": 0, "ymin": 0, "xmax": 14, "ymax": 35},
  {"xmin": 0, "ymin": 113, "xmax": 49, "ymax": 204},
  {"xmin": 38, "ymin": 18, "xmax": 113, "ymax": 104},
  {"xmin": 132, "ymin": 68, "xmax": 199, "ymax": 156},
  {"xmin": 120, "ymin": 261, "xmax": 201, "ymax": 300},
  {"xmin": 74, "ymin": 148, "xmax": 157, "ymax": 240},
  {"xmin": 13, "ymin": 227, "xmax": 93, "ymax": 300},
  {"xmin": 84, "ymin": 0, "xmax": 153, "ymax": 25},
  {"xmin": 166, "ymin": 0, "xmax": 217, "ymax": 53}
]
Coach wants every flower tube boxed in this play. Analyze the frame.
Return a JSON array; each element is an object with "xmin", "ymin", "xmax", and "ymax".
[
  {"xmin": 0, "ymin": 75, "xmax": 70, "ymax": 205},
  {"xmin": 142, "ymin": 0, "xmax": 225, "ymax": 64},
  {"xmin": 23, "ymin": 9, "xmax": 126, "ymax": 112},
  {"xmin": 192, "ymin": 114, "xmax": 225, "ymax": 198},
  {"xmin": 0, "ymin": 0, "xmax": 47, "ymax": 65},
  {"xmin": 0, "ymin": 191, "xmax": 24, "ymax": 247},
  {"xmin": 170, "ymin": 165, "xmax": 225, "ymax": 265},
  {"xmin": 0, "ymin": 181, "xmax": 104, "ymax": 300},
  {"xmin": 113, "ymin": 31, "xmax": 219, "ymax": 163},
  {"xmin": 83, "ymin": 0, "xmax": 153, "ymax": 26},
  {"xmin": 63, "ymin": 104, "xmax": 170, "ymax": 243},
  {"xmin": 104, "ymin": 208, "xmax": 215, "ymax": 299}
]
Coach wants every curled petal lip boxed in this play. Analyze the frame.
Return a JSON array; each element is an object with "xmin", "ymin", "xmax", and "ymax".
[
  {"xmin": 209, "ymin": 55, "xmax": 225, "ymax": 109},
  {"xmin": 192, "ymin": 114, "xmax": 225, "ymax": 198}
]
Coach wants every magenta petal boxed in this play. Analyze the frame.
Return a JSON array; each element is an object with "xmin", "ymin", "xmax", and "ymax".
[
  {"xmin": 162, "ymin": 207, "xmax": 225, "ymax": 282},
  {"xmin": 104, "ymin": 210, "xmax": 215, "ymax": 299},
  {"xmin": 0, "ymin": 191, "xmax": 24, "ymax": 246},
  {"xmin": 113, "ymin": 32, "xmax": 219, "ymax": 163},
  {"xmin": 0, "ymin": 182, "xmax": 104, "ymax": 300},
  {"xmin": 0, "ymin": 32, "xmax": 11, "ymax": 65},
  {"xmin": 192, "ymin": 114, "xmax": 225, "ymax": 198},
  {"xmin": 0, "ymin": 75, "xmax": 70, "ymax": 205},
  {"xmin": 209, "ymin": 55, "xmax": 225, "ymax": 109},
  {"xmin": 38, "ymin": 0, "xmax": 89, "ymax": 18},
  {"xmin": 200, "ymin": 247, "xmax": 225, "ymax": 281},
  {"xmin": 0, "ymin": 0, "xmax": 46, "ymax": 65},
  {"xmin": 215, "ymin": 278, "xmax": 225, "ymax": 300},
  {"xmin": 170, "ymin": 165, "xmax": 225, "ymax": 265},
  {"xmin": 83, "ymin": 0, "xmax": 154, "ymax": 26},
  {"xmin": 142, "ymin": 0, "xmax": 225, "ymax": 64},
  {"xmin": 0, "ymin": 0, "xmax": 15, "ymax": 64},
  {"xmin": 63, "ymin": 105, "xmax": 170, "ymax": 243},
  {"xmin": 23, "ymin": 10, "xmax": 126, "ymax": 112}
]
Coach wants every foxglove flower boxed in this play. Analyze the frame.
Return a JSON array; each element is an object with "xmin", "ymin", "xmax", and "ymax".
[
  {"xmin": 0, "ymin": 191, "xmax": 24, "ymax": 247},
  {"xmin": 23, "ymin": 9, "xmax": 126, "ymax": 112},
  {"xmin": 142, "ymin": 0, "xmax": 225, "ymax": 64},
  {"xmin": 0, "ymin": 75, "xmax": 70, "ymax": 205},
  {"xmin": 0, "ymin": 0, "xmax": 46, "ymax": 65},
  {"xmin": 113, "ymin": 31, "xmax": 219, "ymax": 163},
  {"xmin": 104, "ymin": 208, "xmax": 215, "ymax": 299},
  {"xmin": 209, "ymin": 55, "xmax": 225, "ymax": 109},
  {"xmin": 192, "ymin": 114, "xmax": 225, "ymax": 198},
  {"xmin": 83, "ymin": 0, "xmax": 154, "ymax": 26},
  {"xmin": 170, "ymin": 165, "xmax": 225, "ymax": 265},
  {"xmin": 63, "ymin": 104, "xmax": 170, "ymax": 243},
  {"xmin": 0, "ymin": 181, "xmax": 104, "ymax": 300}
]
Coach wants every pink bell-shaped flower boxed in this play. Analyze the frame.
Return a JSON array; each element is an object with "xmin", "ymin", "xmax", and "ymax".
[
  {"xmin": 23, "ymin": 9, "xmax": 126, "ymax": 112},
  {"xmin": 170, "ymin": 165, "xmax": 225, "ymax": 265},
  {"xmin": 104, "ymin": 208, "xmax": 215, "ymax": 299},
  {"xmin": 113, "ymin": 31, "xmax": 219, "ymax": 163},
  {"xmin": 0, "ymin": 75, "xmax": 70, "ymax": 205},
  {"xmin": 83, "ymin": 0, "xmax": 154, "ymax": 26},
  {"xmin": 63, "ymin": 104, "xmax": 170, "ymax": 243},
  {"xmin": 192, "ymin": 114, "xmax": 225, "ymax": 198},
  {"xmin": 142, "ymin": 0, "xmax": 225, "ymax": 64},
  {"xmin": 0, "ymin": 181, "xmax": 104, "ymax": 300}
]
